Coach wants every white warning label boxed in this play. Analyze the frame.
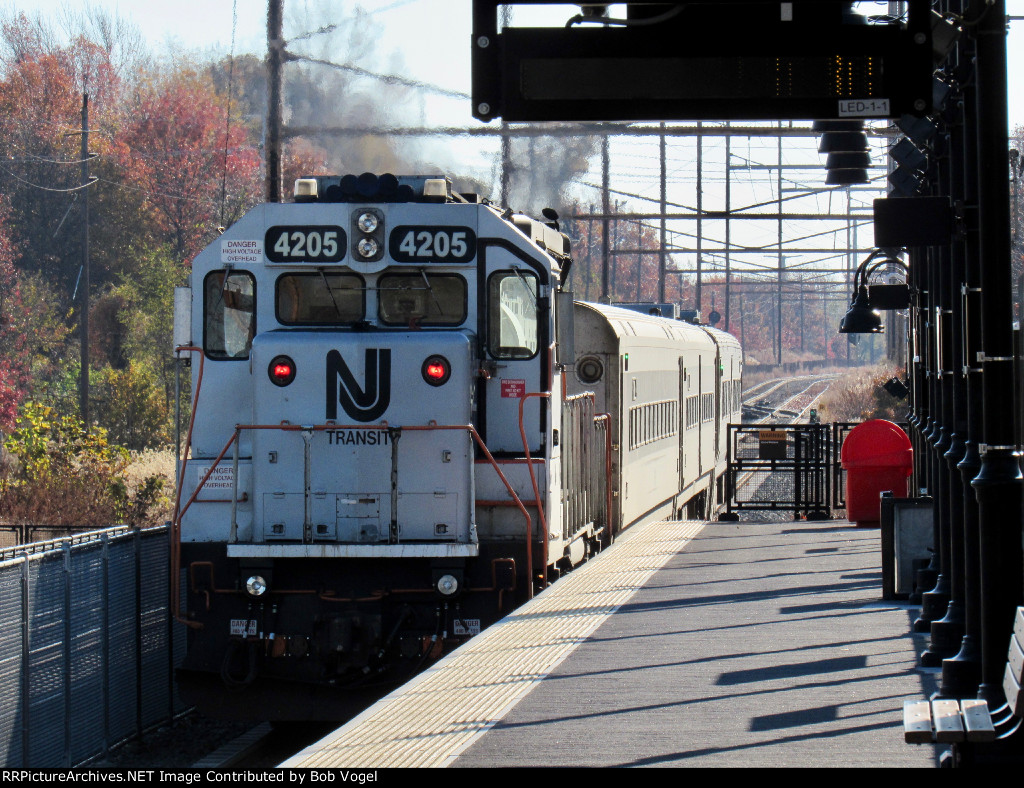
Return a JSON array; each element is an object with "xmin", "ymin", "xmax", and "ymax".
[
  {"xmin": 230, "ymin": 619, "xmax": 257, "ymax": 637},
  {"xmin": 453, "ymin": 618, "xmax": 481, "ymax": 636},
  {"xmin": 221, "ymin": 239, "xmax": 263, "ymax": 264},
  {"xmin": 196, "ymin": 464, "xmax": 235, "ymax": 495}
]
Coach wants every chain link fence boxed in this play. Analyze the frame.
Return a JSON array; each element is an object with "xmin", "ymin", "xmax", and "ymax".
[{"xmin": 0, "ymin": 525, "xmax": 186, "ymax": 767}]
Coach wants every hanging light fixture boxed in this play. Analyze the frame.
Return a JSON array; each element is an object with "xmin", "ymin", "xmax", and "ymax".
[
  {"xmin": 839, "ymin": 285, "xmax": 884, "ymax": 333},
  {"xmin": 815, "ymin": 120, "xmax": 871, "ymax": 186},
  {"xmin": 839, "ymin": 251, "xmax": 909, "ymax": 334}
]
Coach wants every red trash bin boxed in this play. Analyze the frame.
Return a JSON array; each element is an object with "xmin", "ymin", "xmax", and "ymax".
[{"xmin": 840, "ymin": 419, "xmax": 913, "ymax": 527}]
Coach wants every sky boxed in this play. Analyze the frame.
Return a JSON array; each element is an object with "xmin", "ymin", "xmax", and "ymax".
[
  {"xmin": 3, "ymin": 0, "xmax": 1023, "ymax": 298},
  {"xmin": 4, "ymin": 0, "xmax": 1024, "ymax": 130}
]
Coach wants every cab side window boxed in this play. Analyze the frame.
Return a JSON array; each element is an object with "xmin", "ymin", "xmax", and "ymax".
[
  {"xmin": 204, "ymin": 270, "xmax": 256, "ymax": 360},
  {"xmin": 488, "ymin": 270, "xmax": 538, "ymax": 360}
]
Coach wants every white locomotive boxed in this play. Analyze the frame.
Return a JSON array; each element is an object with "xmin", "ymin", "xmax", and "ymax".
[{"xmin": 172, "ymin": 174, "xmax": 741, "ymax": 718}]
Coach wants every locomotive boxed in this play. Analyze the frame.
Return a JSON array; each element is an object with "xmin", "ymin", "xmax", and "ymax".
[{"xmin": 172, "ymin": 173, "xmax": 742, "ymax": 719}]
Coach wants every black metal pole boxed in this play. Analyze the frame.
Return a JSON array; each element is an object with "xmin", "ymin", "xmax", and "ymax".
[
  {"xmin": 935, "ymin": 47, "xmax": 976, "ymax": 694},
  {"xmin": 915, "ymin": 243, "xmax": 949, "ymax": 631},
  {"xmin": 907, "ymin": 245, "xmax": 925, "ymax": 497},
  {"xmin": 934, "ymin": 202, "xmax": 970, "ymax": 676},
  {"xmin": 934, "ymin": 1, "xmax": 980, "ymax": 691},
  {"xmin": 923, "ymin": 112, "xmax": 963, "ymax": 665},
  {"xmin": 968, "ymin": 0, "xmax": 1023, "ymax": 721}
]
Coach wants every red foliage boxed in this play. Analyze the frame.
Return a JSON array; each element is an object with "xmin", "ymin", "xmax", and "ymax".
[
  {"xmin": 282, "ymin": 137, "xmax": 332, "ymax": 188},
  {"xmin": 117, "ymin": 71, "xmax": 261, "ymax": 263},
  {"xmin": 0, "ymin": 16, "xmax": 122, "ymax": 152}
]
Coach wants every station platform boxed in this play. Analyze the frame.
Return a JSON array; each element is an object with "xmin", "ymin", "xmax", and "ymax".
[{"xmin": 283, "ymin": 517, "xmax": 940, "ymax": 768}]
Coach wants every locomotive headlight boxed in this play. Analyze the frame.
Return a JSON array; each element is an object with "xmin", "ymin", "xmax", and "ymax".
[
  {"xmin": 350, "ymin": 207, "xmax": 383, "ymax": 264},
  {"xmin": 422, "ymin": 355, "xmax": 451, "ymax": 386},
  {"xmin": 436, "ymin": 574, "xmax": 459, "ymax": 596},
  {"xmin": 246, "ymin": 575, "xmax": 268, "ymax": 597},
  {"xmin": 357, "ymin": 237, "xmax": 379, "ymax": 258},
  {"xmin": 356, "ymin": 212, "xmax": 379, "ymax": 233}
]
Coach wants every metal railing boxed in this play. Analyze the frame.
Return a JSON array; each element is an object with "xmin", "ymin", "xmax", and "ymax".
[
  {"xmin": 0, "ymin": 525, "xmax": 184, "ymax": 767},
  {"xmin": 725, "ymin": 423, "xmax": 833, "ymax": 519},
  {"xmin": 725, "ymin": 420, "xmax": 912, "ymax": 519},
  {"xmin": 561, "ymin": 393, "xmax": 611, "ymax": 544}
]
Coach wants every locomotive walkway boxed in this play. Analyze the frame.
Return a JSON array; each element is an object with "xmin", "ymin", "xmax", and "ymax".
[{"xmin": 284, "ymin": 517, "xmax": 940, "ymax": 768}]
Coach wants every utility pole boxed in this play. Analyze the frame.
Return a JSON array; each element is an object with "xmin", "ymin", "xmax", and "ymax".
[
  {"xmin": 499, "ymin": 5, "xmax": 512, "ymax": 207},
  {"xmin": 610, "ymin": 199, "xmax": 620, "ymax": 298},
  {"xmin": 266, "ymin": 0, "xmax": 284, "ymax": 202},
  {"xmin": 601, "ymin": 134, "xmax": 610, "ymax": 301},
  {"xmin": 777, "ymin": 127, "xmax": 784, "ymax": 366},
  {"xmin": 79, "ymin": 92, "xmax": 90, "ymax": 428},
  {"xmin": 799, "ymin": 277, "xmax": 805, "ymax": 354},
  {"xmin": 659, "ymin": 122, "xmax": 667, "ymax": 303},
  {"xmin": 500, "ymin": 128, "xmax": 511, "ymax": 205},
  {"xmin": 696, "ymin": 122, "xmax": 703, "ymax": 316},
  {"xmin": 584, "ymin": 208, "xmax": 593, "ymax": 300},
  {"xmin": 724, "ymin": 130, "xmax": 731, "ymax": 332}
]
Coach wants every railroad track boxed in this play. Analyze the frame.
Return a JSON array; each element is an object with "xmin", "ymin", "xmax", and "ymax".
[
  {"xmin": 731, "ymin": 374, "xmax": 838, "ymax": 520},
  {"xmin": 193, "ymin": 721, "xmax": 340, "ymax": 768},
  {"xmin": 742, "ymin": 374, "xmax": 837, "ymax": 424}
]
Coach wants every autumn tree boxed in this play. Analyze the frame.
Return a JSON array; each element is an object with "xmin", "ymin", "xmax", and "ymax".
[
  {"xmin": 0, "ymin": 201, "xmax": 28, "ymax": 430},
  {"xmin": 0, "ymin": 12, "xmax": 151, "ymax": 289},
  {"xmin": 15, "ymin": 270, "xmax": 76, "ymax": 415},
  {"xmin": 116, "ymin": 68, "xmax": 261, "ymax": 264}
]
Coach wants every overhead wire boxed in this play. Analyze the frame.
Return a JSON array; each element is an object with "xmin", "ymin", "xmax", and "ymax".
[
  {"xmin": 288, "ymin": 54, "xmax": 470, "ymax": 99},
  {"xmin": 0, "ymin": 166, "xmax": 97, "ymax": 193}
]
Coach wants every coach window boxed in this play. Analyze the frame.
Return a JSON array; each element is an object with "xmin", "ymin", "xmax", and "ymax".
[
  {"xmin": 277, "ymin": 273, "xmax": 363, "ymax": 324},
  {"xmin": 378, "ymin": 273, "xmax": 466, "ymax": 326},
  {"xmin": 204, "ymin": 270, "xmax": 255, "ymax": 360},
  {"xmin": 488, "ymin": 270, "xmax": 538, "ymax": 359}
]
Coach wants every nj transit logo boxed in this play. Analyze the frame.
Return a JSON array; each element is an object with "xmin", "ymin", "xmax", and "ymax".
[{"xmin": 326, "ymin": 349, "xmax": 391, "ymax": 422}]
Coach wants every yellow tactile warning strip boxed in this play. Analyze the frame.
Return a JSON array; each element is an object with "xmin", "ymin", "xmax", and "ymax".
[{"xmin": 282, "ymin": 519, "xmax": 705, "ymax": 769}]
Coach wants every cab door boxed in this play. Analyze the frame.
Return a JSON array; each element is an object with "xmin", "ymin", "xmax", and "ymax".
[{"xmin": 482, "ymin": 251, "xmax": 547, "ymax": 453}]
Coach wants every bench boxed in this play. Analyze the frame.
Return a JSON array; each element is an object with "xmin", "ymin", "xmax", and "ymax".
[{"xmin": 903, "ymin": 606, "xmax": 1024, "ymax": 745}]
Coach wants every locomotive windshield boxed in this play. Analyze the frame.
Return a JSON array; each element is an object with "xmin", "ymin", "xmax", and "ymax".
[
  {"xmin": 378, "ymin": 273, "xmax": 467, "ymax": 326},
  {"xmin": 277, "ymin": 272, "xmax": 364, "ymax": 324}
]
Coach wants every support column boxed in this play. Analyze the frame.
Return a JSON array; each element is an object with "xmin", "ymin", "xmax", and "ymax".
[{"xmin": 969, "ymin": 0, "xmax": 1023, "ymax": 721}]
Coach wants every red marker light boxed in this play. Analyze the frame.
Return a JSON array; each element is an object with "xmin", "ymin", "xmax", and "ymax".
[
  {"xmin": 422, "ymin": 355, "xmax": 451, "ymax": 387},
  {"xmin": 268, "ymin": 355, "xmax": 296, "ymax": 387}
]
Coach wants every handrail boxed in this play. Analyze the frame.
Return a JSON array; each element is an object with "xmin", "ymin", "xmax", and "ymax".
[
  {"xmin": 597, "ymin": 412, "xmax": 613, "ymax": 542},
  {"xmin": 518, "ymin": 392, "xmax": 551, "ymax": 590},
  {"xmin": 170, "ymin": 346, "xmax": 207, "ymax": 630},
  {"xmin": 172, "ymin": 420, "xmax": 537, "ymax": 615},
  {"xmin": 559, "ymin": 391, "xmax": 614, "ymax": 544}
]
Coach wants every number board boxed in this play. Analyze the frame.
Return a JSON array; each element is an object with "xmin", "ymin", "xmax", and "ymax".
[
  {"xmin": 265, "ymin": 226, "xmax": 346, "ymax": 263},
  {"xmin": 389, "ymin": 226, "xmax": 476, "ymax": 264}
]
